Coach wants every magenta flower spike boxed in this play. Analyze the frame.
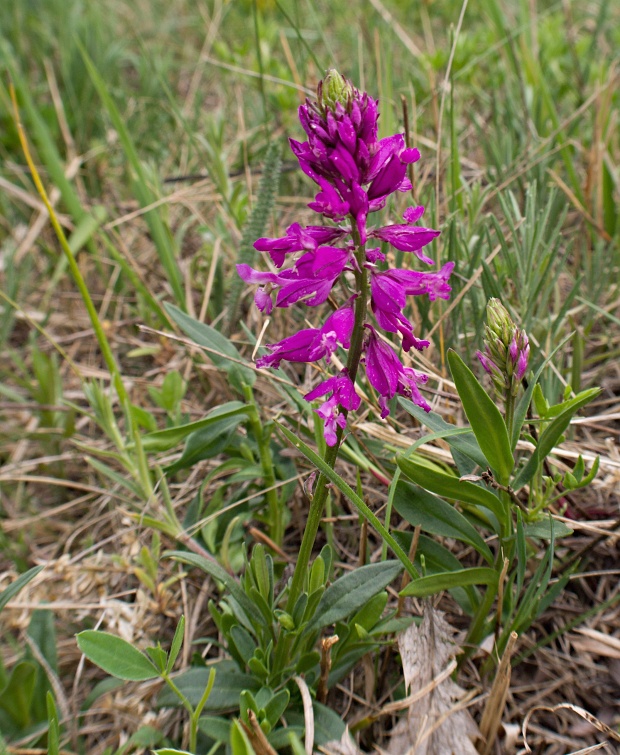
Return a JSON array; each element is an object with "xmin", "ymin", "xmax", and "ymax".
[{"xmin": 238, "ymin": 69, "xmax": 454, "ymax": 445}]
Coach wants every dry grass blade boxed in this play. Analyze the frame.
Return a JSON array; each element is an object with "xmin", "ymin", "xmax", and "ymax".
[
  {"xmin": 320, "ymin": 729, "xmax": 364, "ymax": 755},
  {"xmin": 476, "ymin": 631, "xmax": 518, "ymax": 755},
  {"xmin": 522, "ymin": 704, "xmax": 620, "ymax": 753},
  {"xmin": 294, "ymin": 675, "xmax": 315, "ymax": 755}
]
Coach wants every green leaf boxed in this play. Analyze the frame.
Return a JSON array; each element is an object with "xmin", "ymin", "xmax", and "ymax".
[
  {"xmin": 511, "ymin": 332, "xmax": 573, "ymax": 450},
  {"xmin": 197, "ymin": 716, "xmax": 232, "ymax": 743},
  {"xmin": 544, "ymin": 387, "xmax": 601, "ymax": 420},
  {"xmin": 230, "ymin": 719, "xmax": 254, "ymax": 754},
  {"xmin": 400, "ymin": 567, "xmax": 499, "ymax": 597},
  {"xmin": 448, "ymin": 350, "xmax": 513, "ymax": 484},
  {"xmin": 523, "ymin": 519, "xmax": 573, "ymax": 540},
  {"xmin": 397, "ymin": 456, "xmax": 506, "ymax": 533},
  {"xmin": 513, "ymin": 387, "xmax": 600, "ymax": 490},
  {"xmin": 140, "ymin": 402, "xmax": 248, "ymax": 452},
  {"xmin": 398, "ymin": 398, "xmax": 488, "ymax": 468},
  {"xmin": 165, "ymin": 303, "xmax": 256, "ymax": 391},
  {"xmin": 305, "ymin": 561, "xmax": 403, "ymax": 633},
  {"xmin": 46, "ymin": 693, "xmax": 60, "ymax": 755},
  {"xmin": 275, "ymin": 422, "xmax": 417, "ymax": 580},
  {"xmin": 76, "ymin": 631, "xmax": 158, "ymax": 681},
  {"xmin": 393, "ymin": 480, "xmax": 494, "ymax": 563},
  {"xmin": 0, "ymin": 565, "xmax": 43, "ymax": 612},
  {"xmin": 0, "ymin": 661, "xmax": 36, "ymax": 728},
  {"xmin": 158, "ymin": 662, "xmax": 260, "ymax": 711},
  {"xmin": 118, "ymin": 726, "xmax": 164, "ymax": 755},
  {"xmin": 166, "ymin": 616, "xmax": 185, "ymax": 674},
  {"xmin": 165, "ymin": 551, "xmax": 265, "ymax": 628},
  {"xmin": 516, "ymin": 510, "xmax": 526, "ymax": 596},
  {"xmin": 264, "ymin": 688, "xmax": 290, "ymax": 729},
  {"xmin": 163, "ymin": 413, "xmax": 245, "ymax": 474}
]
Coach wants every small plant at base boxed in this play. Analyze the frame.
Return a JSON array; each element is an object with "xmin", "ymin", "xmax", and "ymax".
[{"xmin": 394, "ymin": 299, "xmax": 600, "ymax": 665}]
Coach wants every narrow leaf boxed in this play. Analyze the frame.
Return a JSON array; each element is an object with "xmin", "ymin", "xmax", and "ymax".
[
  {"xmin": 164, "ymin": 551, "xmax": 265, "ymax": 627},
  {"xmin": 448, "ymin": 350, "xmax": 513, "ymax": 484},
  {"xmin": 0, "ymin": 565, "xmax": 43, "ymax": 612},
  {"xmin": 397, "ymin": 456, "xmax": 506, "ymax": 531},
  {"xmin": 511, "ymin": 332, "xmax": 573, "ymax": 450},
  {"xmin": 398, "ymin": 398, "xmax": 488, "ymax": 468},
  {"xmin": 140, "ymin": 402, "xmax": 247, "ymax": 452},
  {"xmin": 513, "ymin": 387, "xmax": 600, "ymax": 490},
  {"xmin": 305, "ymin": 561, "xmax": 403, "ymax": 633},
  {"xmin": 400, "ymin": 568, "xmax": 498, "ymax": 598},
  {"xmin": 393, "ymin": 480, "xmax": 494, "ymax": 564},
  {"xmin": 165, "ymin": 303, "xmax": 256, "ymax": 390},
  {"xmin": 275, "ymin": 422, "xmax": 417, "ymax": 580},
  {"xmin": 166, "ymin": 616, "xmax": 185, "ymax": 674}
]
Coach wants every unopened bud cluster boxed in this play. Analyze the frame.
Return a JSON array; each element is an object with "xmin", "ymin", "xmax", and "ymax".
[{"xmin": 477, "ymin": 299, "xmax": 529, "ymax": 397}]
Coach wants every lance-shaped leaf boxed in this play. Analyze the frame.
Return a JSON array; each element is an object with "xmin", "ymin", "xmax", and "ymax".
[
  {"xmin": 165, "ymin": 303, "xmax": 256, "ymax": 391},
  {"xmin": 513, "ymin": 387, "xmax": 600, "ymax": 491},
  {"xmin": 448, "ymin": 350, "xmax": 513, "ymax": 485},
  {"xmin": 304, "ymin": 561, "xmax": 403, "ymax": 634},
  {"xmin": 400, "ymin": 568, "xmax": 498, "ymax": 598},
  {"xmin": 393, "ymin": 480, "xmax": 494, "ymax": 564},
  {"xmin": 397, "ymin": 456, "xmax": 507, "ymax": 535}
]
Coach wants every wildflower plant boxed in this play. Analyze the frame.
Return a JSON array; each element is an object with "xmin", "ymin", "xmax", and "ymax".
[{"xmin": 238, "ymin": 68, "xmax": 453, "ymax": 610}]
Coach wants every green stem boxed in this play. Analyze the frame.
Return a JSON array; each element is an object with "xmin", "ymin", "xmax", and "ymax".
[
  {"xmin": 160, "ymin": 671, "xmax": 196, "ymax": 749},
  {"xmin": 463, "ymin": 568, "xmax": 497, "ymax": 654},
  {"xmin": 12, "ymin": 87, "xmax": 128, "ymax": 407},
  {"xmin": 273, "ymin": 222, "xmax": 369, "ymax": 680},
  {"xmin": 505, "ymin": 391, "xmax": 515, "ymax": 442},
  {"xmin": 284, "ymin": 221, "xmax": 368, "ymax": 613},
  {"xmin": 12, "ymin": 86, "xmax": 154, "ymax": 501},
  {"xmin": 244, "ymin": 385, "xmax": 282, "ymax": 546}
]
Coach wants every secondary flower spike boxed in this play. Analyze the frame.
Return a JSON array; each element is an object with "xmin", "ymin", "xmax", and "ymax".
[
  {"xmin": 477, "ymin": 298, "xmax": 529, "ymax": 398},
  {"xmin": 238, "ymin": 69, "xmax": 454, "ymax": 445}
]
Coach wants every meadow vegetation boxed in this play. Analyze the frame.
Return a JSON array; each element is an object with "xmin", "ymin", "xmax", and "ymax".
[{"xmin": 0, "ymin": 0, "xmax": 619, "ymax": 752}]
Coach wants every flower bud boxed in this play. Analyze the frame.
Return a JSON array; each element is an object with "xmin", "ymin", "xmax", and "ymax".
[
  {"xmin": 478, "ymin": 298, "xmax": 530, "ymax": 398},
  {"xmin": 318, "ymin": 69, "xmax": 355, "ymax": 113}
]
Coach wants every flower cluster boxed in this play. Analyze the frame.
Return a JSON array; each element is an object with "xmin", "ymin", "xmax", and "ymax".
[
  {"xmin": 238, "ymin": 70, "xmax": 454, "ymax": 445},
  {"xmin": 476, "ymin": 298, "xmax": 529, "ymax": 397}
]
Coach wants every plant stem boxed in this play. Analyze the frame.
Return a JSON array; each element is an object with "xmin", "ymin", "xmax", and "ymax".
[
  {"xmin": 11, "ymin": 84, "xmax": 156, "ymax": 501},
  {"xmin": 284, "ymin": 221, "xmax": 368, "ymax": 614},
  {"xmin": 10, "ymin": 85, "xmax": 129, "ymax": 409},
  {"xmin": 505, "ymin": 391, "xmax": 515, "ymax": 441},
  {"xmin": 272, "ymin": 221, "xmax": 370, "ymax": 681},
  {"xmin": 244, "ymin": 385, "xmax": 283, "ymax": 546}
]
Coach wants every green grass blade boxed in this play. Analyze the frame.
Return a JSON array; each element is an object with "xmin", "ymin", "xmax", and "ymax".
[{"xmin": 77, "ymin": 42, "xmax": 185, "ymax": 308}]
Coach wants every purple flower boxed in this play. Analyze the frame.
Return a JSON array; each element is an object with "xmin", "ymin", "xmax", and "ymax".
[
  {"xmin": 364, "ymin": 326, "xmax": 431, "ymax": 418},
  {"xmin": 304, "ymin": 370, "xmax": 361, "ymax": 446},
  {"xmin": 236, "ymin": 246, "xmax": 351, "ymax": 313},
  {"xmin": 256, "ymin": 304, "xmax": 354, "ymax": 369},
  {"xmin": 236, "ymin": 70, "xmax": 451, "ymax": 446},
  {"xmin": 368, "ymin": 264, "xmax": 454, "ymax": 351},
  {"xmin": 381, "ymin": 263, "xmax": 455, "ymax": 302},
  {"xmin": 370, "ymin": 224, "xmax": 441, "ymax": 265},
  {"xmin": 254, "ymin": 223, "xmax": 347, "ymax": 267}
]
